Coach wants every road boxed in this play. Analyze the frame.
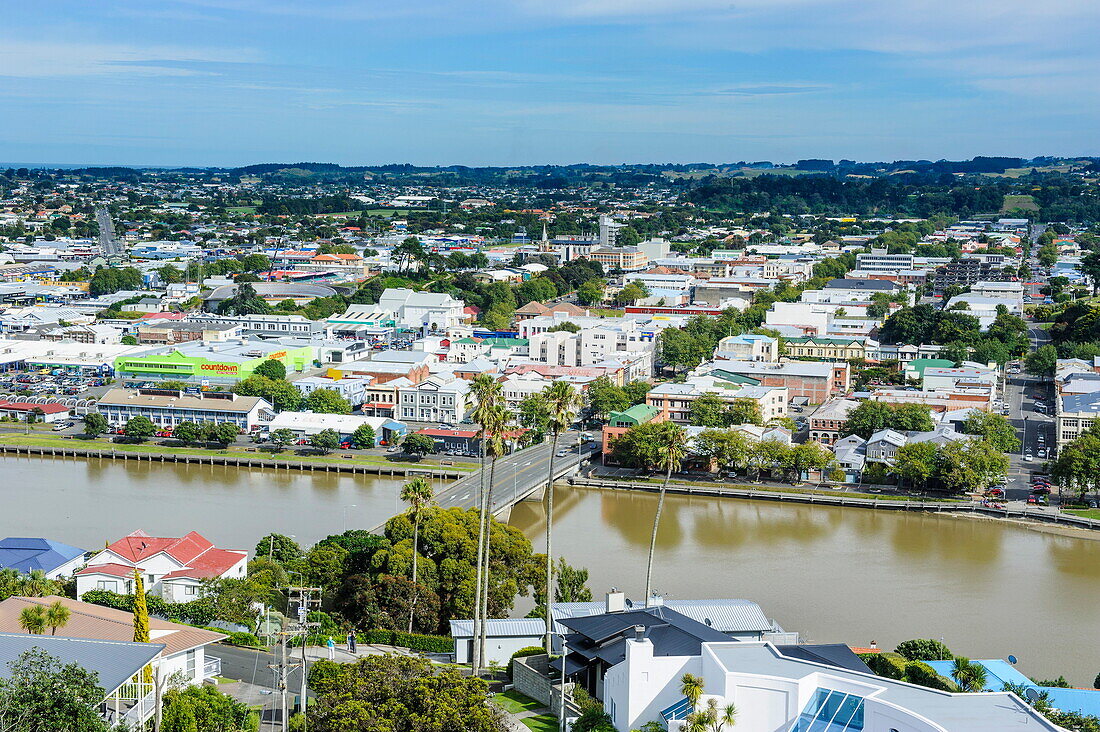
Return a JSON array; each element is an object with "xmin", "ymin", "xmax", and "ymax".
[
  {"xmin": 96, "ymin": 206, "xmax": 122, "ymax": 256},
  {"xmin": 209, "ymin": 643, "xmax": 308, "ymax": 691},
  {"xmin": 433, "ymin": 431, "xmax": 600, "ymax": 515}
]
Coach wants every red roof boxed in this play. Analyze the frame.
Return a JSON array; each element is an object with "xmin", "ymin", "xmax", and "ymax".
[
  {"xmin": 0, "ymin": 401, "xmax": 70, "ymax": 414},
  {"xmin": 74, "ymin": 562, "xmax": 134, "ymax": 578},
  {"xmin": 162, "ymin": 548, "xmax": 246, "ymax": 580},
  {"xmin": 104, "ymin": 530, "xmax": 213, "ymax": 565}
]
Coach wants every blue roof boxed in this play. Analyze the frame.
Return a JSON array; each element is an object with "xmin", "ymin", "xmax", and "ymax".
[
  {"xmin": 0, "ymin": 537, "xmax": 86, "ymax": 575},
  {"xmin": 925, "ymin": 659, "xmax": 1100, "ymax": 718}
]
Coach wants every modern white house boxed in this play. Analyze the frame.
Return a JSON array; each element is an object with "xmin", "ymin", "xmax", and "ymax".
[
  {"xmin": 376, "ymin": 288, "xmax": 465, "ymax": 329},
  {"xmin": 75, "ymin": 530, "xmax": 247, "ymax": 604}
]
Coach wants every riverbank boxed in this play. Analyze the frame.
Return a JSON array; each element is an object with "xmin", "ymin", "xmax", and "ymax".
[
  {"xmin": 568, "ymin": 476, "xmax": 1100, "ymax": 534},
  {"xmin": 0, "ymin": 431, "xmax": 477, "ymax": 478}
]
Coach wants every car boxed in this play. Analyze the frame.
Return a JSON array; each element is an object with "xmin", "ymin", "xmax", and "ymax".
[
  {"xmin": 988, "ymin": 488, "xmax": 1004, "ymax": 497},
  {"xmin": 339, "ymin": 441, "xmax": 352, "ymax": 449},
  {"xmin": 556, "ymin": 450, "xmax": 568, "ymax": 458},
  {"xmin": 1037, "ymin": 434, "xmax": 1045, "ymax": 443},
  {"xmin": 1031, "ymin": 486, "xmax": 1051, "ymax": 495},
  {"xmin": 1038, "ymin": 447, "xmax": 1047, "ymax": 458},
  {"xmin": 1024, "ymin": 454, "xmax": 1034, "ymax": 462},
  {"xmin": 51, "ymin": 423, "xmax": 67, "ymax": 431}
]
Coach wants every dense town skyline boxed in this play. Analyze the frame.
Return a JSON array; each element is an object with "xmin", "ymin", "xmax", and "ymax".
[{"xmin": 3, "ymin": 0, "xmax": 1099, "ymax": 166}]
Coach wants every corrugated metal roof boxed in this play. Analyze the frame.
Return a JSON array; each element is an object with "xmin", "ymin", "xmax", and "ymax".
[
  {"xmin": 449, "ymin": 618, "xmax": 544, "ymax": 639},
  {"xmin": 551, "ymin": 598, "xmax": 772, "ymax": 635},
  {"xmin": 0, "ymin": 632, "xmax": 164, "ymax": 695}
]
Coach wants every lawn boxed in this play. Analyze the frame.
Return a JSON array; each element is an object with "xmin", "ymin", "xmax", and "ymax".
[
  {"xmin": 590, "ymin": 308, "xmax": 625, "ymax": 317},
  {"xmin": 0, "ymin": 431, "xmax": 478, "ymax": 472},
  {"xmin": 521, "ymin": 716, "xmax": 558, "ymax": 732},
  {"xmin": 491, "ymin": 691, "xmax": 544, "ymax": 715},
  {"xmin": 226, "ymin": 206, "xmax": 257, "ymax": 214},
  {"xmin": 1001, "ymin": 194, "xmax": 1039, "ymax": 212},
  {"xmin": 1066, "ymin": 509, "xmax": 1100, "ymax": 520}
]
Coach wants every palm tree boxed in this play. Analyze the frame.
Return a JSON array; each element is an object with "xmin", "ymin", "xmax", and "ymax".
[
  {"xmin": 477, "ymin": 403, "xmax": 510, "ymax": 669},
  {"xmin": 21, "ymin": 569, "xmax": 51, "ymax": 597},
  {"xmin": 680, "ymin": 672, "xmax": 705, "ymax": 711},
  {"xmin": 44, "ymin": 600, "xmax": 70, "ymax": 635},
  {"xmin": 468, "ymin": 373, "xmax": 503, "ymax": 675},
  {"xmin": 400, "ymin": 476, "xmax": 435, "ymax": 633},
  {"xmin": 645, "ymin": 422, "xmax": 688, "ymax": 607},
  {"xmin": 951, "ymin": 656, "xmax": 988, "ymax": 693},
  {"xmin": 18, "ymin": 605, "xmax": 46, "ymax": 634},
  {"xmin": 541, "ymin": 381, "xmax": 581, "ymax": 651}
]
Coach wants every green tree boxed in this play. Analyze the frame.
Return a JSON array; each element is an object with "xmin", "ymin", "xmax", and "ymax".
[
  {"xmin": 120, "ymin": 335, "xmax": 138, "ymax": 345},
  {"xmin": 840, "ymin": 400, "xmax": 894, "ymax": 438},
  {"xmin": 890, "ymin": 404, "xmax": 934, "ymax": 432},
  {"xmin": 688, "ymin": 393, "xmax": 727, "ymax": 427},
  {"xmin": 586, "ymin": 376, "xmax": 630, "ymax": 421},
  {"xmin": 203, "ymin": 422, "xmax": 239, "ymax": 446},
  {"xmin": 310, "ymin": 428, "xmax": 341, "ymax": 454},
  {"xmin": 893, "ymin": 442, "xmax": 938, "ymax": 490},
  {"xmin": 1025, "ymin": 344, "xmax": 1058, "ymax": 377},
  {"xmin": 172, "ymin": 421, "xmax": 202, "ymax": 444},
  {"xmin": 81, "ymin": 412, "xmax": 107, "ymax": 437},
  {"xmin": 937, "ymin": 438, "xmax": 1010, "ymax": 493},
  {"xmin": 161, "ymin": 685, "xmax": 259, "ymax": 732},
  {"xmin": 402, "ymin": 433, "xmax": 436, "ymax": 459},
  {"xmin": 681, "ymin": 672, "xmax": 705, "ymax": 711},
  {"xmin": 349, "ymin": 423, "xmax": 376, "ymax": 449},
  {"xmin": 44, "ymin": 601, "xmax": 70, "ymax": 636},
  {"xmin": 576, "ymin": 279, "xmax": 605, "ymax": 306},
  {"xmin": 951, "ymin": 656, "xmax": 988, "ymax": 693},
  {"xmin": 894, "ymin": 638, "xmax": 953, "ymax": 661},
  {"xmin": 308, "ymin": 655, "xmax": 507, "ymax": 732},
  {"xmin": 1037, "ymin": 242, "xmax": 1058, "ymax": 267},
  {"xmin": 400, "ymin": 477, "xmax": 435, "ymax": 633},
  {"xmin": 255, "ymin": 533, "xmax": 303, "ymax": 564},
  {"xmin": 305, "ymin": 388, "xmax": 352, "ymax": 415},
  {"xmin": 695, "ymin": 429, "xmax": 750, "ymax": 474},
  {"xmin": 644, "ymin": 422, "xmax": 689, "ymax": 606},
  {"xmin": 516, "ymin": 393, "xmax": 551, "ymax": 442},
  {"xmin": 268, "ymin": 427, "xmax": 297, "ymax": 452},
  {"xmin": 123, "ymin": 415, "xmax": 156, "ymax": 442},
  {"xmin": 623, "ymin": 380, "xmax": 652, "ymax": 404},
  {"xmin": 132, "ymin": 570, "xmax": 152, "ymax": 685},
  {"xmin": 0, "ymin": 649, "xmax": 109, "ymax": 732},
  {"xmin": 726, "ymin": 397, "xmax": 763, "ymax": 426},
  {"xmin": 234, "ymin": 375, "xmax": 303, "ymax": 411},
  {"xmin": 252, "ymin": 358, "xmax": 287, "ymax": 381},
  {"xmin": 18, "ymin": 606, "xmax": 46, "ymax": 635},
  {"xmin": 961, "ymin": 411, "xmax": 1020, "ymax": 452}
]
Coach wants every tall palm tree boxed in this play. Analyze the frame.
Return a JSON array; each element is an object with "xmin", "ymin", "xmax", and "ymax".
[
  {"xmin": 477, "ymin": 403, "xmax": 510, "ymax": 669},
  {"xmin": 18, "ymin": 605, "xmax": 46, "ymax": 635},
  {"xmin": 468, "ymin": 373, "xmax": 503, "ymax": 675},
  {"xmin": 541, "ymin": 381, "xmax": 581, "ymax": 651},
  {"xmin": 400, "ymin": 476, "xmax": 435, "ymax": 633},
  {"xmin": 22, "ymin": 569, "xmax": 51, "ymax": 597},
  {"xmin": 44, "ymin": 600, "xmax": 70, "ymax": 636},
  {"xmin": 645, "ymin": 422, "xmax": 688, "ymax": 607}
]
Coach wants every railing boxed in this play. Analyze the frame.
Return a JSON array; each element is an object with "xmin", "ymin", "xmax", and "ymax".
[
  {"xmin": 203, "ymin": 657, "xmax": 221, "ymax": 678},
  {"xmin": 117, "ymin": 689, "xmax": 156, "ymax": 728}
]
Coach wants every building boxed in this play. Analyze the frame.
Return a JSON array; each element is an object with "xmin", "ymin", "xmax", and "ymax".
[
  {"xmin": 855, "ymin": 248, "xmax": 915, "ymax": 273},
  {"xmin": 449, "ymin": 618, "xmax": 545, "ymax": 666},
  {"xmin": 0, "ymin": 400, "xmax": 70, "ymax": 422},
  {"xmin": 646, "ymin": 374, "xmax": 788, "ymax": 424},
  {"xmin": 0, "ymin": 537, "xmax": 86, "ymax": 579},
  {"xmin": 602, "ymin": 404, "xmax": 668, "ymax": 463},
  {"xmin": 75, "ymin": 530, "xmax": 247, "ymax": 604},
  {"xmin": 263, "ymin": 412, "xmax": 405, "ymax": 444},
  {"xmin": 0, "ymin": 596, "xmax": 225, "ymax": 690},
  {"xmin": 114, "ymin": 339, "xmax": 314, "ymax": 384},
  {"xmin": 292, "ymin": 370, "xmax": 371, "ymax": 408},
  {"xmin": 1057, "ymin": 392, "xmax": 1100, "ymax": 446},
  {"xmin": 696, "ymin": 360, "xmax": 850, "ymax": 403},
  {"xmin": 713, "ymin": 334, "xmax": 778, "ymax": 362},
  {"xmin": 587, "ymin": 246, "xmax": 649, "ymax": 272},
  {"xmin": 602, "ymin": 627, "xmax": 1058, "ymax": 732},
  {"xmin": 376, "ymin": 288, "xmax": 466, "ymax": 329},
  {"xmin": 931, "ymin": 255, "xmax": 1010, "ymax": 294},
  {"xmin": 187, "ymin": 312, "xmax": 324, "ymax": 338},
  {"xmin": 808, "ymin": 398, "xmax": 860, "ymax": 445},
  {"xmin": 96, "ymin": 388, "xmax": 274, "ymax": 430},
  {"xmin": 135, "ymin": 320, "xmax": 242, "ymax": 345},
  {"xmin": 396, "ymin": 374, "xmax": 470, "ymax": 423},
  {"xmin": 783, "ymin": 336, "xmax": 867, "ymax": 362}
]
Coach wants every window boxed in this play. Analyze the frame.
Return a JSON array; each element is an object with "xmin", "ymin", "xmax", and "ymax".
[
  {"xmin": 184, "ymin": 585, "xmax": 196, "ymax": 596},
  {"xmin": 96, "ymin": 580, "xmax": 119, "ymax": 592}
]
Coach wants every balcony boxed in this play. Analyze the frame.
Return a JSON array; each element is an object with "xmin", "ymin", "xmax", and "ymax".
[{"xmin": 203, "ymin": 657, "xmax": 221, "ymax": 679}]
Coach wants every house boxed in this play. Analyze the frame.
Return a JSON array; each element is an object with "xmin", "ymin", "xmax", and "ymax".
[
  {"xmin": 0, "ymin": 631, "xmax": 164, "ymax": 728},
  {"xmin": 75, "ymin": 530, "xmax": 247, "ymax": 604},
  {"xmin": 808, "ymin": 398, "xmax": 860, "ymax": 445},
  {"xmin": 713, "ymin": 334, "xmax": 778, "ymax": 362},
  {"xmin": 602, "ymin": 404, "xmax": 668, "ymax": 463},
  {"xmin": 831, "ymin": 434, "xmax": 867, "ymax": 480},
  {"xmin": 0, "ymin": 596, "xmax": 225, "ymax": 695},
  {"xmin": 0, "ymin": 537, "xmax": 86, "ymax": 579},
  {"xmin": 783, "ymin": 336, "xmax": 867, "ymax": 363},
  {"xmin": 450, "ymin": 618, "xmax": 545, "ymax": 666},
  {"xmin": 376, "ymin": 288, "xmax": 465, "ymax": 329},
  {"xmin": 396, "ymin": 374, "xmax": 470, "ymax": 423},
  {"xmin": 0, "ymin": 400, "xmax": 70, "ymax": 423},
  {"xmin": 865, "ymin": 429, "xmax": 908, "ymax": 464},
  {"xmin": 603, "ymin": 630, "xmax": 1058, "ymax": 732}
]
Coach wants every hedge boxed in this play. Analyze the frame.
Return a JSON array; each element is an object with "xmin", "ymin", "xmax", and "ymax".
[
  {"xmin": 509, "ymin": 646, "xmax": 546, "ymax": 677},
  {"xmin": 291, "ymin": 629, "xmax": 452, "ymax": 654},
  {"xmin": 859, "ymin": 652, "xmax": 907, "ymax": 681},
  {"xmin": 80, "ymin": 589, "xmax": 216, "ymax": 626},
  {"xmin": 904, "ymin": 661, "xmax": 959, "ymax": 692}
]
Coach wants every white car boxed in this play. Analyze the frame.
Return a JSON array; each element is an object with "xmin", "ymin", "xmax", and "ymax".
[{"xmin": 1024, "ymin": 454, "xmax": 1034, "ymax": 462}]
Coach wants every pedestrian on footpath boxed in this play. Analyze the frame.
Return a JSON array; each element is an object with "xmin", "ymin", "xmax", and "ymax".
[{"xmin": 326, "ymin": 636, "xmax": 335, "ymax": 660}]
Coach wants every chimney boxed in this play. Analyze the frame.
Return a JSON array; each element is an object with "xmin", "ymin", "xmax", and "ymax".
[
  {"xmin": 633, "ymin": 625, "xmax": 646, "ymax": 642},
  {"xmin": 605, "ymin": 589, "xmax": 626, "ymax": 614}
]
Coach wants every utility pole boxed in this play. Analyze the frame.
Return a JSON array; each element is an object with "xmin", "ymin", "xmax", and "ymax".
[
  {"xmin": 288, "ymin": 586, "xmax": 322, "ymax": 731},
  {"xmin": 268, "ymin": 632, "xmax": 301, "ymax": 732}
]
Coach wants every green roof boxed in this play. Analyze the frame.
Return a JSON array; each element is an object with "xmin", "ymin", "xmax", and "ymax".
[
  {"xmin": 708, "ymin": 370, "xmax": 761, "ymax": 386},
  {"xmin": 609, "ymin": 403, "xmax": 660, "ymax": 426},
  {"xmin": 905, "ymin": 358, "xmax": 955, "ymax": 376}
]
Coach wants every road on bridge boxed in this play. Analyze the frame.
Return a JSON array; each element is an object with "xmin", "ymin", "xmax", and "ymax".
[{"xmin": 433, "ymin": 431, "xmax": 599, "ymax": 515}]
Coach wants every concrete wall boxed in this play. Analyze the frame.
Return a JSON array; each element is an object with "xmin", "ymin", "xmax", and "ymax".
[{"xmin": 512, "ymin": 654, "xmax": 575, "ymax": 716}]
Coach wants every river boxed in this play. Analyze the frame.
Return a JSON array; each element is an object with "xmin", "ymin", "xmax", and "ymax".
[{"xmin": 4, "ymin": 456, "xmax": 1098, "ymax": 684}]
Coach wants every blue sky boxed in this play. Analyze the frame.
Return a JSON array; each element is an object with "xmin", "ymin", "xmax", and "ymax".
[{"xmin": 1, "ymin": 0, "xmax": 1098, "ymax": 166}]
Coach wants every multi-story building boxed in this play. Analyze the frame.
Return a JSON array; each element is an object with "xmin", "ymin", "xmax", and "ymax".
[
  {"xmin": 783, "ymin": 336, "xmax": 866, "ymax": 362},
  {"xmin": 808, "ymin": 398, "xmax": 860, "ymax": 444},
  {"xmin": 855, "ymin": 248, "xmax": 915, "ymax": 272},
  {"xmin": 646, "ymin": 375, "xmax": 788, "ymax": 424},
  {"xmin": 136, "ymin": 320, "xmax": 242, "ymax": 345},
  {"xmin": 696, "ymin": 360, "xmax": 849, "ymax": 403},
  {"xmin": 1057, "ymin": 392, "xmax": 1100, "ymax": 446},
  {"xmin": 586, "ymin": 246, "xmax": 649, "ymax": 272},
  {"xmin": 187, "ymin": 313, "xmax": 324, "ymax": 338},
  {"xmin": 714, "ymin": 334, "xmax": 779, "ymax": 362},
  {"xmin": 396, "ymin": 375, "xmax": 470, "ymax": 423},
  {"xmin": 931, "ymin": 255, "xmax": 1010, "ymax": 294},
  {"xmin": 376, "ymin": 288, "xmax": 466, "ymax": 329},
  {"xmin": 96, "ymin": 388, "xmax": 274, "ymax": 430}
]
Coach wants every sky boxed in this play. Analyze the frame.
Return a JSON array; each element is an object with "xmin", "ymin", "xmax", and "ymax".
[{"xmin": 1, "ymin": 0, "xmax": 1099, "ymax": 167}]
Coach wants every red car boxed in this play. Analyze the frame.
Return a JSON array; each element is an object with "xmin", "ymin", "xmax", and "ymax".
[{"xmin": 988, "ymin": 488, "xmax": 1004, "ymax": 497}]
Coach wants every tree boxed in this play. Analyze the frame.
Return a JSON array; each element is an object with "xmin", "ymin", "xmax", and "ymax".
[
  {"xmin": 890, "ymin": 404, "xmax": 934, "ymax": 432},
  {"xmin": 937, "ymin": 438, "xmax": 1010, "ymax": 493},
  {"xmin": 623, "ymin": 380, "xmax": 652, "ymax": 405},
  {"xmin": 680, "ymin": 672, "xmax": 705, "ymax": 711},
  {"xmin": 269, "ymin": 427, "xmax": 297, "ymax": 452},
  {"xmin": 234, "ymin": 375, "xmax": 303, "ymax": 411},
  {"xmin": 81, "ymin": 413, "xmax": 107, "ymax": 437},
  {"xmin": 120, "ymin": 335, "xmax": 138, "ymax": 345},
  {"xmin": 305, "ymin": 388, "xmax": 352, "ymax": 415},
  {"xmin": 204, "ymin": 422, "xmax": 239, "ymax": 446},
  {"xmin": 841, "ymin": 400, "xmax": 894, "ymax": 438},
  {"xmin": 695, "ymin": 429, "xmax": 750, "ymax": 474},
  {"xmin": 529, "ymin": 558, "xmax": 594, "ymax": 619},
  {"xmin": 644, "ymin": 423, "xmax": 688, "ymax": 607},
  {"xmin": 123, "ymin": 415, "xmax": 156, "ymax": 441},
  {"xmin": 540, "ymin": 381, "xmax": 581, "ymax": 649},
  {"xmin": 0, "ymin": 648, "xmax": 109, "ymax": 732},
  {"xmin": 402, "ymin": 433, "xmax": 436, "ymax": 459},
  {"xmin": 400, "ymin": 477, "xmax": 435, "ymax": 632},
  {"xmin": 893, "ymin": 442, "xmax": 938, "ymax": 490},
  {"xmin": 586, "ymin": 376, "xmax": 630, "ymax": 421},
  {"xmin": 44, "ymin": 601, "xmax": 70, "ymax": 636},
  {"xmin": 726, "ymin": 397, "xmax": 763, "ymax": 426},
  {"xmin": 349, "ymin": 423, "xmax": 376, "ymax": 449},
  {"xmin": 255, "ymin": 533, "xmax": 303, "ymax": 564},
  {"xmin": 18, "ymin": 606, "xmax": 46, "ymax": 635},
  {"xmin": 252, "ymin": 358, "xmax": 286, "ymax": 381},
  {"xmin": 161, "ymin": 685, "xmax": 258, "ymax": 732},
  {"xmin": 688, "ymin": 393, "xmax": 727, "ymax": 427},
  {"xmin": 546, "ymin": 321, "xmax": 580, "ymax": 334},
  {"xmin": 576, "ymin": 279, "xmax": 605, "ymax": 306},
  {"xmin": 962, "ymin": 411, "xmax": 1020, "ymax": 452},
  {"xmin": 516, "ymin": 393, "xmax": 551, "ymax": 442},
  {"xmin": 307, "ymin": 655, "xmax": 507, "ymax": 732},
  {"xmin": 1025, "ymin": 344, "xmax": 1057, "ymax": 377},
  {"xmin": 310, "ymin": 428, "xmax": 341, "ymax": 454},
  {"xmin": 172, "ymin": 421, "xmax": 202, "ymax": 444},
  {"xmin": 894, "ymin": 638, "xmax": 953, "ymax": 661},
  {"xmin": 783, "ymin": 441, "xmax": 836, "ymax": 483},
  {"xmin": 951, "ymin": 656, "xmax": 988, "ymax": 693},
  {"xmin": 1037, "ymin": 242, "xmax": 1058, "ymax": 267},
  {"xmin": 132, "ymin": 569, "xmax": 152, "ymax": 685},
  {"xmin": 217, "ymin": 282, "xmax": 271, "ymax": 315}
]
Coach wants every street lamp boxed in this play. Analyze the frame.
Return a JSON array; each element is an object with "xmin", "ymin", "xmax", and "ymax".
[{"xmin": 342, "ymin": 504, "xmax": 357, "ymax": 533}]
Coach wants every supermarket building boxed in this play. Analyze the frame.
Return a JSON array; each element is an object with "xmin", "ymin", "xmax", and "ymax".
[{"xmin": 114, "ymin": 339, "xmax": 314, "ymax": 384}]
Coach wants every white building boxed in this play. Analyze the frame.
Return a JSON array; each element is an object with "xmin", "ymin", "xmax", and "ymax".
[
  {"xmin": 396, "ymin": 374, "xmax": 470, "ymax": 423},
  {"xmin": 377, "ymin": 288, "xmax": 465, "ymax": 329},
  {"xmin": 75, "ymin": 530, "xmax": 247, "ymax": 604}
]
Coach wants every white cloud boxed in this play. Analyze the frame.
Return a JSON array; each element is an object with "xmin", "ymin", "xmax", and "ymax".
[{"xmin": 0, "ymin": 39, "xmax": 258, "ymax": 78}]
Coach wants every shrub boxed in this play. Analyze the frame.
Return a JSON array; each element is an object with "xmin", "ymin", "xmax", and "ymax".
[
  {"xmin": 894, "ymin": 638, "xmax": 953, "ymax": 661},
  {"xmin": 225, "ymin": 631, "xmax": 262, "ymax": 648},
  {"xmin": 904, "ymin": 661, "xmax": 959, "ymax": 692},
  {"xmin": 860, "ymin": 652, "xmax": 907, "ymax": 680},
  {"xmin": 508, "ymin": 646, "xmax": 546, "ymax": 677}
]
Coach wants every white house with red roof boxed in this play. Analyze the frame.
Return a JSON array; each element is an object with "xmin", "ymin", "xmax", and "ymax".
[{"xmin": 75, "ymin": 530, "xmax": 247, "ymax": 603}]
